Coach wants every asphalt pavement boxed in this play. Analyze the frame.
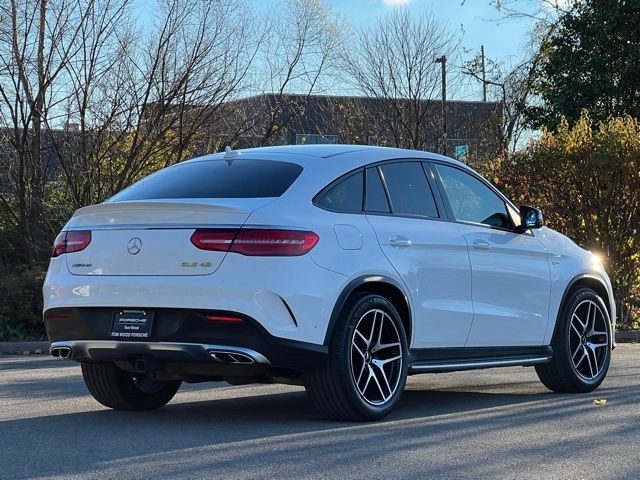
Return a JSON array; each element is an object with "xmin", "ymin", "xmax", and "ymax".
[{"xmin": 1, "ymin": 344, "xmax": 639, "ymax": 480}]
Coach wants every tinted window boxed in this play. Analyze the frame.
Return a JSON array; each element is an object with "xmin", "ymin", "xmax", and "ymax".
[
  {"xmin": 109, "ymin": 159, "xmax": 303, "ymax": 201},
  {"xmin": 379, "ymin": 162, "xmax": 438, "ymax": 217},
  {"xmin": 435, "ymin": 164, "xmax": 511, "ymax": 229},
  {"xmin": 316, "ymin": 171, "xmax": 363, "ymax": 212},
  {"xmin": 365, "ymin": 167, "xmax": 391, "ymax": 213}
]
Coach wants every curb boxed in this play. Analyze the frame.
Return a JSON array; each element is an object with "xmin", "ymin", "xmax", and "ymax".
[
  {"xmin": 0, "ymin": 341, "xmax": 50, "ymax": 355},
  {"xmin": 615, "ymin": 330, "xmax": 640, "ymax": 343}
]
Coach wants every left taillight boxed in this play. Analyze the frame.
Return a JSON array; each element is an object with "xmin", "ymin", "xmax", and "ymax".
[{"xmin": 51, "ymin": 230, "xmax": 92, "ymax": 257}]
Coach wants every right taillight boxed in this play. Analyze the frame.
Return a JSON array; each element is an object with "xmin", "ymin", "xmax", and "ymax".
[
  {"xmin": 190, "ymin": 228, "xmax": 319, "ymax": 256},
  {"xmin": 51, "ymin": 230, "xmax": 92, "ymax": 257}
]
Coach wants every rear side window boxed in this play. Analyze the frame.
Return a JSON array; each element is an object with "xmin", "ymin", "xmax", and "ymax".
[
  {"xmin": 109, "ymin": 159, "xmax": 303, "ymax": 201},
  {"xmin": 365, "ymin": 167, "xmax": 391, "ymax": 213},
  {"xmin": 379, "ymin": 162, "xmax": 439, "ymax": 217},
  {"xmin": 315, "ymin": 171, "xmax": 364, "ymax": 212}
]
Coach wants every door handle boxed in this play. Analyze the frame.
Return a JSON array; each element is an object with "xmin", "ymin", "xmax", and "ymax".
[
  {"xmin": 390, "ymin": 236, "xmax": 412, "ymax": 248},
  {"xmin": 472, "ymin": 239, "xmax": 491, "ymax": 251}
]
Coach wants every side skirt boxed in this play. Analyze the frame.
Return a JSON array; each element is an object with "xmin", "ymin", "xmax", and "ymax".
[{"xmin": 408, "ymin": 346, "xmax": 553, "ymax": 374}]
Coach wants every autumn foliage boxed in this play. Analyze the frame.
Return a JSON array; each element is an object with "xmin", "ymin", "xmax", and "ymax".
[{"xmin": 479, "ymin": 112, "xmax": 640, "ymax": 326}]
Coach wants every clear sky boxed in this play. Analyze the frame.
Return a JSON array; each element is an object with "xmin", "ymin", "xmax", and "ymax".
[
  {"xmin": 246, "ymin": 0, "xmax": 537, "ymax": 101},
  {"xmin": 133, "ymin": 0, "xmax": 538, "ymax": 102}
]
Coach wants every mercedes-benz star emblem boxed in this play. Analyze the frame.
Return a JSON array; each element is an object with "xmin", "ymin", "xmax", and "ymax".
[{"xmin": 127, "ymin": 237, "xmax": 142, "ymax": 255}]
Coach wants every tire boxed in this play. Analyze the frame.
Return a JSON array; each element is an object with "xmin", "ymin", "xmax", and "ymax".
[
  {"xmin": 536, "ymin": 287, "xmax": 612, "ymax": 393},
  {"xmin": 81, "ymin": 362, "xmax": 181, "ymax": 410},
  {"xmin": 305, "ymin": 293, "xmax": 408, "ymax": 421}
]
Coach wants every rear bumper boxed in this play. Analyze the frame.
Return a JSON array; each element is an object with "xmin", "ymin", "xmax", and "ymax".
[
  {"xmin": 43, "ymin": 253, "xmax": 347, "ymax": 345},
  {"xmin": 50, "ymin": 340, "xmax": 269, "ymax": 364},
  {"xmin": 44, "ymin": 307, "xmax": 327, "ymax": 371}
]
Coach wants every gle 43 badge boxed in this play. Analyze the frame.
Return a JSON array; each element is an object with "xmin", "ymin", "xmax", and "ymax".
[{"xmin": 181, "ymin": 262, "xmax": 213, "ymax": 268}]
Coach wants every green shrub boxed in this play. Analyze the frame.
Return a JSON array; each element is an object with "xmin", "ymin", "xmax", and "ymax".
[{"xmin": 0, "ymin": 267, "xmax": 46, "ymax": 340}]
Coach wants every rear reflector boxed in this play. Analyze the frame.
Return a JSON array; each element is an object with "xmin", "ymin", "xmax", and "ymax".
[
  {"xmin": 52, "ymin": 231, "xmax": 92, "ymax": 257},
  {"xmin": 191, "ymin": 228, "xmax": 318, "ymax": 256},
  {"xmin": 204, "ymin": 314, "xmax": 244, "ymax": 323}
]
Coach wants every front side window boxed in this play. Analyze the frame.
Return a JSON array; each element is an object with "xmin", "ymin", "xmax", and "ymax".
[
  {"xmin": 434, "ymin": 164, "xmax": 511, "ymax": 229},
  {"xmin": 315, "ymin": 171, "xmax": 364, "ymax": 212},
  {"xmin": 379, "ymin": 162, "xmax": 439, "ymax": 218}
]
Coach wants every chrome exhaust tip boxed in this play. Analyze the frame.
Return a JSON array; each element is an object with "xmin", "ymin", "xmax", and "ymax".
[
  {"xmin": 50, "ymin": 346, "xmax": 72, "ymax": 359},
  {"xmin": 209, "ymin": 350, "xmax": 255, "ymax": 364}
]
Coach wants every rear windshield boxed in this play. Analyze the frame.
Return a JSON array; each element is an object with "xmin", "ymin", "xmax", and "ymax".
[{"xmin": 109, "ymin": 159, "xmax": 303, "ymax": 201}]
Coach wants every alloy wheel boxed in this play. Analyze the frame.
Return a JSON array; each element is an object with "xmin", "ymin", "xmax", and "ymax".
[
  {"xmin": 350, "ymin": 309, "xmax": 403, "ymax": 405},
  {"xmin": 569, "ymin": 299, "xmax": 610, "ymax": 381}
]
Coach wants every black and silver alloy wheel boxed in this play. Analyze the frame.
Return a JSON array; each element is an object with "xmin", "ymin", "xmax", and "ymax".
[
  {"xmin": 536, "ymin": 287, "xmax": 612, "ymax": 393},
  {"xmin": 306, "ymin": 293, "xmax": 408, "ymax": 421},
  {"xmin": 351, "ymin": 309, "xmax": 403, "ymax": 406},
  {"xmin": 569, "ymin": 299, "xmax": 610, "ymax": 381}
]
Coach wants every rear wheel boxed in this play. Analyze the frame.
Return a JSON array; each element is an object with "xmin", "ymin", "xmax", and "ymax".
[
  {"xmin": 536, "ymin": 288, "xmax": 611, "ymax": 393},
  {"xmin": 305, "ymin": 294, "xmax": 408, "ymax": 421},
  {"xmin": 81, "ymin": 362, "xmax": 181, "ymax": 410}
]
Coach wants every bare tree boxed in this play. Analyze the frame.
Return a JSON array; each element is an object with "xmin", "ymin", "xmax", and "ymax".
[
  {"xmin": 51, "ymin": 0, "xmax": 259, "ymax": 205},
  {"xmin": 101, "ymin": 0, "xmax": 259, "ymax": 194},
  {"xmin": 0, "ymin": 0, "xmax": 260, "ymax": 265},
  {"xmin": 46, "ymin": 0, "xmax": 132, "ymax": 211},
  {"xmin": 346, "ymin": 9, "xmax": 461, "ymax": 151},
  {"xmin": 0, "ymin": 0, "xmax": 95, "ymax": 263},
  {"xmin": 237, "ymin": 0, "xmax": 344, "ymax": 146},
  {"xmin": 461, "ymin": 0, "xmax": 574, "ymax": 153},
  {"xmin": 461, "ymin": 50, "xmax": 542, "ymax": 154}
]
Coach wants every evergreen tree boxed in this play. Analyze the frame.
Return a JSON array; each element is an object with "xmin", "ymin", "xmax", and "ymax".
[{"xmin": 526, "ymin": 0, "xmax": 640, "ymax": 129}]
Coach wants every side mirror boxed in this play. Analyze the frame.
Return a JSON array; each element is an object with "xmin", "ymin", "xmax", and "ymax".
[{"xmin": 518, "ymin": 205, "xmax": 544, "ymax": 231}]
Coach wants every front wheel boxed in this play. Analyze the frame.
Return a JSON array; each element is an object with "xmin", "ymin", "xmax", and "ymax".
[
  {"xmin": 536, "ymin": 288, "xmax": 612, "ymax": 393},
  {"xmin": 81, "ymin": 362, "xmax": 181, "ymax": 410},
  {"xmin": 305, "ymin": 294, "xmax": 408, "ymax": 421}
]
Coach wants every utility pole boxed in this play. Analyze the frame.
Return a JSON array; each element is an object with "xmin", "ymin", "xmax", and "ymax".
[
  {"xmin": 481, "ymin": 45, "xmax": 487, "ymax": 102},
  {"xmin": 435, "ymin": 55, "xmax": 447, "ymax": 155}
]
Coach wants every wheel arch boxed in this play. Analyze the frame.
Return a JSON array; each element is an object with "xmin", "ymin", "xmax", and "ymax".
[
  {"xmin": 324, "ymin": 275, "xmax": 412, "ymax": 347},
  {"xmin": 550, "ymin": 274, "xmax": 614, "ymax": 345},
  {"xmin": 563, "ymin": 275, "xmax": 612, "ymax": 319}
]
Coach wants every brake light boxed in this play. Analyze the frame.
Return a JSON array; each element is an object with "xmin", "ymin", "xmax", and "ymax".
[
  {"xmin": 51, "ymin": 231, "xmax": 92, "ymax": 257},
  {"xmin": 190, "ymin": 228, "xmax": 319, "ymax": 256}
]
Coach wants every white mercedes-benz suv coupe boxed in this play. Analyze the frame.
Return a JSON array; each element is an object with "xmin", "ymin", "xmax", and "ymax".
[{"xmin": 44, "ymin": 144, "xmax": 615, "ymax": 420}]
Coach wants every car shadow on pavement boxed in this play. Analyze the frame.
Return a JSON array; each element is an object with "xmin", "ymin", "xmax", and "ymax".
[
  {"xmin": 0, "ymin": 356, "xmax": 71, "ymax": 371},
  {"xmin": 1, "ymin": 378, "xmax": 637, "ymax": 480}
]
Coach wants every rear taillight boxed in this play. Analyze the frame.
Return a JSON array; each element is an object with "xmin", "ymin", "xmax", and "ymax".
[
  {"xmin": 190, "ymin": 229, "xmax": 236, "ymax": 252},
  {"xmin": 232, "ymin": 229, "xmax": 319, "ymax": 256},
  {"xmin": 51, "ymin": 231, "xmax": 92, "ymax": 257},
  {"xmin": 190, "ymin": 228, "xmax": 319, "ymax": 256}
]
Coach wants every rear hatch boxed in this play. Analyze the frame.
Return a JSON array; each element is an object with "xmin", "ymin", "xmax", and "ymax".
[
  {"xmin": 65, "ymin": 198, "xmax": 272, "ymax": 276},
  {"xmin": 62, "ymin": 156, "xmax": 303, "ymax": 276}
]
